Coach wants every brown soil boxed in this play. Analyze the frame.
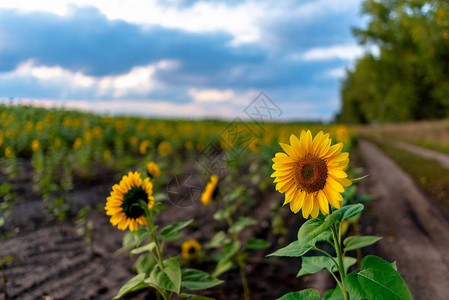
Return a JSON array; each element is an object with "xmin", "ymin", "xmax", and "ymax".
[
  {"xmin": 0, "ymin": 163, "xmax": 334, "ymax": 299},
  {"xmin": 357, "ymin": 140, "xmax": 449, "ymax": 299}
]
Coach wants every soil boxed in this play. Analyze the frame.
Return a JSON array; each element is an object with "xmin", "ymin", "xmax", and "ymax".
[
  {"xmin": 0, "ymin": 161, "xmax": 334, "ymax": 300},
  {"xmin": 357, "ymin": 139, "xmax": 449, "ymax": 299}
]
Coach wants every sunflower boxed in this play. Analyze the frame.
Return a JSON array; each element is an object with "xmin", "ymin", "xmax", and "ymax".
[
  {"xmin": 157, "ymin": 141, "xmax": 173, "ymax": 156},
  {"xmin": 105, "ymin": 171, "xmax": 155, "ymax": 231},
  {"xmin": 201, "ymin": 175, "xmax": 218, "ymax": 206},
  {"xmin": 182, "ymin": 239, "xmax": 202, "ymax": 259},
  {"xmin": 31, "ymin": 139, "xmax": 40, "ymax": 152},
  {"xmin": 271, "ymin": 130, "xmax": 352, "ymax": 219},
  {"xmin": 146, "ymin": 161, "xmax": 161, "ymax": 178}
]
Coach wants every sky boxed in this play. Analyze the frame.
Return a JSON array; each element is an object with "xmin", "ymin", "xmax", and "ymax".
[{"xmin": 0, "ymin": 0, "xmax": 371, "ymax": 121}]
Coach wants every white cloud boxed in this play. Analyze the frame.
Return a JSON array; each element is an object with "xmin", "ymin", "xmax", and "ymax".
[
  {"xmin": 325, "ymin": 67, "xmax": 346, "ymax": 79},
  {"xmin": 0, "ymin": 59, "xmax": 178, "ymax": 98},
  {"xmin": 188, "ymin": 88, "xmax": 234, "ymax": 102},
  {"xmin": 0, "ymin": 0, "xmax": 362, "ymax": 45},
  {"xmin": 299, "ymin": 44, "xmax": 364, "ymax": 61}
]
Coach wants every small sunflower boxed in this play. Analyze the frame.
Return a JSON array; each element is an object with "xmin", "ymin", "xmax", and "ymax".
[
  {"xmin": 201, "ymin": 175, "xmax": 218, "ymax": 206},
  {"xmin": 105, "ymin": 171, "xmax": 155, "ymax": 231},
  {"xmin": 271, "ymin": 131, "xmax": 352, "ymax": 219},
  {"xmin": 31, "ymin": 139, "xmax": 40, "ymax": 152},
  {"xmin": 139, "ymin": 140, "xmax": 151, "ymax": 155},
  {"xmin": 157, "ymin": 141, "xmax": 173, "ymax": 156},
  {"xmin": 146, "ymin": 161, "xmax": 161, "ymax": 178},
  {"xmin": 182, "ymin": 239, "xmax": 202, "ymax": 259}
]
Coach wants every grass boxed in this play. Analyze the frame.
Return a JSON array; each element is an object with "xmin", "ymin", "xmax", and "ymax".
[{"xmin": 372, "ymin": 138, "xmax": 449, "ymax": 212}]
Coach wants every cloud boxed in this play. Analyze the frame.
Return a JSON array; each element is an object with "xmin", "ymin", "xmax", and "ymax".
[
  {"xmin": 189, "ymin": 88, "xmax": 234, "ymax": 102},
  {"xmin": 0, "ymin": 6, "xmax": 263, "ymax": 77},
  {"xmin": 299, "ymin": 44, "xmax": 364, "ymax": 61}
]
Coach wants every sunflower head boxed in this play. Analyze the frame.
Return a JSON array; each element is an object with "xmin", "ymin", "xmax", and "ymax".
[
  {"xmin": 157, "ymin": 141, "xmax": 173, "ymax": 156},
  {"xmin": 201, "ymin": 175, "xmax": 219, "ymax": 206},
  {"xmin": 146, "ymin": 161, "xmax": 161, "ymax": 178},
  {"xmin": 105, "ymin": 171, "xmax": 155, "ymax": 231},
  {"xmin": 31, "ymin": 139, "xmax": 40, "ymax": 152},
  {"xmin": 271, "ymin": 130, "xmax": 352, "ymax": 219},
  {"xmin": 182, "ymin": 239, "xmax": 202, "ymax": 259},
  {"xmin": 139, "ymin": 140, "xmax": 151, "ymax": 155}
]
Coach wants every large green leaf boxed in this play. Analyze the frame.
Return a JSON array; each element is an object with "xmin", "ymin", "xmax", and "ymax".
[
  {"xmin": 134, "ymin": 254, "xmax": 157, "ymax": 275},
  {"xmin": 277, "ymin": 288, "xmax": 321, "ymax": 300},
  {"xmin": 246, "ymin": 238, "xmax": 270, "ymax": 250},
  {"xmin": 112, "ymin": 273, "xmax": 149, "ymax": 299},
  {"xmin": 160, "ymin": 219, "xmax": 193, "ymax": 240},
  {"xmin": 147, "ymin": 257, "xmax": 182, "ymax": 293},
  {"xmin": 297, "ymin": 212, "xmax": 341, "ymax": 246},
  {"xmin": 179, "ymin": 293, "xmax": 215, "ymax": 300},
  {"xmin": 297, "ymin": 256, "xmax": 357, "ymax": 277},
  {"xmin": 181, "ymin": 269, "xmax": 223, "ymax": 290},
  {"xmin": 323, "ymin": 286, "xmax": 345, "ymax": 300},
  {"xmin": 343, "ymin": 236, "xmax": 382, "ymax": 252},
  {"xmin": 229, "ymin": 217, "xmax": 257, "ymax": 234},
  {"xmin": 345, "ymin": 255, "xmax": 413, "ymax": 300}
]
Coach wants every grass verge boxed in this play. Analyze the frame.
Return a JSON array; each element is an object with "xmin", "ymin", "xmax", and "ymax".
[{"xmin": 371, "ymin": 138, "xmax": 449, "ymax": 212}]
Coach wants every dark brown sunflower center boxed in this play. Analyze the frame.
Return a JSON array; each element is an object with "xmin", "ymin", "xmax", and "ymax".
[
  {"xmin": 188, "ymin": 246, "xmax": 197, "ymax": 254},
  {"xmin": 121, "ymin": 186, "xmax": 148, "ymax": 219},
  {"xmin": 293, "ymin": 154, "xmax": 328, "ymax": 193}
]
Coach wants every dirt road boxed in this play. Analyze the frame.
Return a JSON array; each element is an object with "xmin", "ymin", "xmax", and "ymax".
[{"xmin": 358, "ymin": 140, "xmax": 449, "ymax": 299}]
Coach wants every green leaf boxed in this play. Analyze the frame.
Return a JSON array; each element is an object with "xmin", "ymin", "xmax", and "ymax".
[
  {"xmin": 112, "ymin": 273, "xmax": 149, "ymax": 300},
  {"xmin": 147, "ymin": 257, "xmax": 182, "ymax": 293},
  {"xmin": 181, "ymin": 268, "xmax": 223, "ymax": 290},
  {"xmin": 297, "ymin": 256, "xmax": 336, "ymax": 277},
  {"xmin": 131, "ymin": 242, "xmax": 155, "ymax": 256},
  {"xmin": 212, "ymin": 258, "xmax": 233, "ymax": 277},
  {"xmin": 205, "ymin": 231, "xmax": 229, "ymax": 249},
  {"xmin": 343, "ymin": 236, "xmax": 382, "ymax": 252},
  {"xmin": 246, "ymin": 238, "xmax": 270, "ymax": 250},
  {"xmin": 323, "ymin": 286, "xmax": 345, "ymax": 300},
  {"xmin": 297, "ymin": 212, "xmax": 341, "ymax": 246},
  {"xmin": 229, "ymin": 217, "xmax": 257, "ymax": 234},
  {"xmin": 277, "ymin": 288, "xmax": 321, "ymax": 300},
  {"xmin": 335, "ymin": 204, "xmax": 364, "ymax": 221},
  {"xmin": 296, "ymin": 256, "xmax": 356, "ymax": 277},
  {"xmin": 134, "ymin": 255, "xmax": 157, "ymax": 275},
  {"xmin": 221, "ymin": 241, "xmax": 241, "ymax": 260},
  {"xmin": 4, "ymin": 256, "xmax": 13, "ymax": 263},
  {"xmin": 160, "ymin": 219, "xmax": 193, "ymax": 239},
  {"xmin": 213, "ymin": 209, "xmax": 230, "ymax": 221},
  {"xmin": 345, "ymin": 255, "xmax": 413, "ymax": 300},
  {"xmin": 267, "ymin": 240, "xmax": 313, "ymax": 257},
  {"xmin": 0, "ymin": 217, "xmax": 4, "ymax": 227},
  {"xmin": 178, "ymin": 293, "xmax": 215, "ymax": 300},
  {"xmin": 350, "ymin": 175, "xmax": 369, "ymax": 183}
]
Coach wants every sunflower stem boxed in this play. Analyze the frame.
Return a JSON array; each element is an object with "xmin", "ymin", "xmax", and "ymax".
[
  {"xmin": 138, "ymin": 200, "xmax": 164, "ymax": 270},
  {"xmin": 331, "ymin": 224, "xmax": 350, "ymax": 300}
]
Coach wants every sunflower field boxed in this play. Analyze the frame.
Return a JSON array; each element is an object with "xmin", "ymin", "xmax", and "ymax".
[{"xmin": 0, "ymin": 103, "xmax": 415, "ymax": 300}]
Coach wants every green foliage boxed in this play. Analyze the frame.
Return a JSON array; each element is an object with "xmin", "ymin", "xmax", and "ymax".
[
  {"xmin": 340, "ymin": 0, "xmax": 449, "ymax": 123},
  {"xmin": 345, "ymin": 256, "xmax": 413, "ymax": 300},
  {"xmin": 147, "ymin": 258, "xmax": 182, "ymax": 293},
  {"xmin": 181, "ymin": 269, "xmax": 223, "ymax": 291},
  {"xmin": 297, "ymin": 256, "xmax": 357, "ymax": 277},
  {"xmin": 277, "ymin": 288, "xmax": 321, "ymax": 300},
  {"xmin": 343, "ymin": 236, "xmax": 382, "ymax": 252}
]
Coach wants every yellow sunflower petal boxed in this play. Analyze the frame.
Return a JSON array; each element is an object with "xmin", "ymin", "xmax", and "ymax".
[
  {"xmin": 279, "ymin": 143, "xmax": 297, "ymax": 158},
  {"xmin": 317, "ymin": 190, "xmax": 329, "ymax": 214},
  {"xmin": 310, "ymin": 198, "xmax": 320, "ymax": 218}
]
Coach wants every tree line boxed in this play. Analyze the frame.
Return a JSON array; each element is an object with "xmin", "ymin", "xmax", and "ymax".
[{"xmin": 338, "ymin": 0, "xmax": 449, "ymax": 123}]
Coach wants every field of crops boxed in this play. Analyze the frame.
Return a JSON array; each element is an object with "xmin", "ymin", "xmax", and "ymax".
[{"xmin": 0, "ymin": 104, "xmax": 420, "ymax": 300}]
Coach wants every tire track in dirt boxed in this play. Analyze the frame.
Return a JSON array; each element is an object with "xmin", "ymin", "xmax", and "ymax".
[{"xmin": 358, "ymin": 140, "xmax": 449, "ymax": 299}]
